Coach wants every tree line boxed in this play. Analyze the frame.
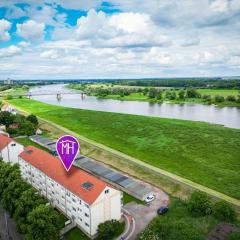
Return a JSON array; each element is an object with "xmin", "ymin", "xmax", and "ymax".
[
  {"xmin": 0, "ymin": 160, "xmax": 63, "ymax": 240},
  {"xmin": 115, "ymin": 79, "xmax": 240, "ymax": 89}
]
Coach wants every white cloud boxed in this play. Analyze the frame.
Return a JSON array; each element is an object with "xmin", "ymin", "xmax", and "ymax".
[
  {"xmin": 181, "ymin": 37, "xmax": 200, "ymax": 47},
  {"xmin": 0, "ymin": 19, "xmax": 11, "ymax": 41},
  {"xmin": 0, "ymin": 45, "xmax": 21, "ymax": 57},
  {"xmin": 16, "ymin": 20, "xmax": 45, "ymax": 40},
  {"xmin": 40, "ymin": 49, "xmax": 59, "ymax": 59},
  {"xmin": 18, "ymin": 41, "xmax": 30, "ymax": 47},
  {"xmin": 75, "ymin": 9, "xmax": 170, "ymax": 48}
]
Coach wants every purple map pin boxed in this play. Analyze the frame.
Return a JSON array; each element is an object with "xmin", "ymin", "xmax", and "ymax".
[{"xmin": 56, "ymin": 135, "xmax": 79, "ymax": 171}]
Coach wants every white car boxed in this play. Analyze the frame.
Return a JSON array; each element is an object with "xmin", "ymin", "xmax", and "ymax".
[{"xmin": 145, "ymin": 194, "xmax": 155, "ymax": 203}]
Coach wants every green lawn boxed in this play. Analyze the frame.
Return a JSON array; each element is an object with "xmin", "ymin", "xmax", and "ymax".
[
  {"xmin": 139, "ymin": 198, "xmax": 219, "ymax": 239},
  {"xmin": 123, "ymin": 192, "xmax": 145, "ymax": 205},
  {"xmin": 64, "ymin": 228, "xmax": 89, "ymax": 240},
  {"xmin": 14, "ymin": 137, "xmax": 51, "ymax": 153},
  {"xmin": 197, "ymin": 89, "xmax": 240, "ymax": 97},
  {"xmin": 8, "ymin": 99, "xmax": 240, "ymax": 199}
]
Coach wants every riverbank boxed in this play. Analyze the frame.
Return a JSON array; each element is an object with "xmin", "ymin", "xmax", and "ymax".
[
  {"xmin": 7, "ymin": 99, "xmax": 240, "ymax": 202},
  {"xmin": 69, "ymin": 84, "xmax": 240, "ymax": 107}
]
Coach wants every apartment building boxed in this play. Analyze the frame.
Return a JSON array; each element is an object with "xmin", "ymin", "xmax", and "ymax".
[
  {"xmin": 0, "ymin": 134, "xmax": 24, "ymax": 164},
  {"xmin": 18, "ymin": 146, "xmax": 122, "ymax": 237}
]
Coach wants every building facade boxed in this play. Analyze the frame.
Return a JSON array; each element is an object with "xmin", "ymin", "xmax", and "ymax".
[
  {"xmin": 0, "ymin": 134, "xmax": 24, "ymax": 164},
  {"xmin": 18, "ymin": 146, "xmax": 122, "ymax": 237}
]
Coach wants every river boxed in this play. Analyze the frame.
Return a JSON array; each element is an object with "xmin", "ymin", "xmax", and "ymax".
[{"xmin": 30, "ymin": 84, "xmax": 240, "ymax": 129}]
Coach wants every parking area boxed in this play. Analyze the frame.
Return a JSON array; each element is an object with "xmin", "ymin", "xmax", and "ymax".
[{"xmin": 124, "ymin": 186, "xmax": 169, "ymax": 239}]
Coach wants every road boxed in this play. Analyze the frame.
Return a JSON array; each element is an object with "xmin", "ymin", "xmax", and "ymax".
[{"xmin": 0, "ymin": 208, "xmax": 23, "ymax": 240}]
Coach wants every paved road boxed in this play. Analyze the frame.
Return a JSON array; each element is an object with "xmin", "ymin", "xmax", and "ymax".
[{"xmin": 0, "ymin": 208, "xmax": 22, "ymax": 240}]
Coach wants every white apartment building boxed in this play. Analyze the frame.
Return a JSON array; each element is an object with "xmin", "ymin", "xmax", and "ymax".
[
  {"xmin": 0, "ymin": 134, "xmax": 24, "ymax": 164},
  {"xmin": 18, "ymin": 146, "xmax": 123, "ymax": 237}
]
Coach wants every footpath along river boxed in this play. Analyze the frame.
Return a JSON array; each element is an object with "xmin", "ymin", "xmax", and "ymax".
[{"xmin": 30, "ymin": 84, "xmax": 240, "ymax": 129}]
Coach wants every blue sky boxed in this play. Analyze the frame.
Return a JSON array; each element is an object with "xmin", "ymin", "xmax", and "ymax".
[{"xmin": 0, "ymin": 0, "xmax": 240, "ymax": 79}]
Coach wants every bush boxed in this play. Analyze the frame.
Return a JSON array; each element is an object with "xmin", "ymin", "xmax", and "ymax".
[
  {"xmin": 214, "ymin": 95, "xmax": 224, "ymax": 103},
  {"xmin": 139, "ymin": 219, "xmax": 203, "ymax": 240},
  {"xmin": 26, "ymin": 114, "xmax": 38, "ymax": 126},
  {"xmin": 97, "ymin": 220, "xmax": 124, "ymax": 240},
  {"xmin": 229, "ymin": 231, "xmax": 240, "ymax": 240},
  {"xmin": 226, "ymin": 95, "xmax": 236, "ymax": 102},
  {"xmin": 213, "ymin": 201, "xmax": 236, "ymax": 222},
  {"xmin": 187, "ymin": 191, "xmax": 212, "ymax": 217}
]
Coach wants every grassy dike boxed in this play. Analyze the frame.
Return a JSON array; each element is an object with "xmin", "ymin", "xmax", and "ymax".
[{"xmin": 7, "ymin": 99, "xmax": 240, "ymax": 204}]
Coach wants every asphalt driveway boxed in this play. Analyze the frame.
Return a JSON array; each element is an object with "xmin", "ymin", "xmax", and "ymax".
[{"xmin": 123, "ymin": 186, "xmax": 169, "ymax": 239}]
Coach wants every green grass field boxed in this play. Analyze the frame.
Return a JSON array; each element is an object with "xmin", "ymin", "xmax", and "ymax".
[
  {"xmin": 123, "ymin": 192, "xmax": 145, "ymax": 205},
  {"xmin": 8, "ymin": 99, "xmax": 240, "ymax": 200},
  {"xmin": 197, "ymin": 89, "xmax": 240, "ymax": 97},
  {"xmin": 64, "ymin": 227, "xmax": 89, "ymax": 240}
]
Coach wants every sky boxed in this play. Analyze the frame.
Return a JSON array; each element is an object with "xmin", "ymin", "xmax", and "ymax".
[{"xmin": 0, "ymin": 0, "xmax": 240, "ymax": 80}]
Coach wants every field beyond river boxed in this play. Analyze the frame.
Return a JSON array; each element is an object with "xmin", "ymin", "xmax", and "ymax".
[{"xmin": 8, "ymin": 99, "xmax": 240, "ymax": 200}]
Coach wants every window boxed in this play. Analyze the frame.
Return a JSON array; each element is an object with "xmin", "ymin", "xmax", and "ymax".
[
  {"xmin": 72, "ymin": 207, "xmax": 76, "ymax": 212},
  {"xmin": 72, "ymin": 198, "xmax": 76, "ymax": 203},
  {"xmin": 85, "ymin": 222, "xmax": 89, "ymax": 227},
  {"xmin": 11, "ymin": 143, "xmax": 16, "ymax": 147},
  {"xmin": 85, "ymin": 203, "xmax": 89, "ymax": 208},
  {"xmin": 82, "ymin": 181, "xmax": 94, "ymax": 190},
  {"xmin": 105, "ymin": 189, "xmax": 109, "ymax": 194},
  {"xmin": 85, "ymin": 213, "xmax": 89, "ymax": 217}
]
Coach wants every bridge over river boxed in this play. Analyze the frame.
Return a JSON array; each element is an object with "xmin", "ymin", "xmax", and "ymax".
[{"xmin": 0, "ymin": 91, "xmax": 87, "ymax": 98}]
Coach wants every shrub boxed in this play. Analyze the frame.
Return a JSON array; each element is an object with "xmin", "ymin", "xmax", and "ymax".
[
  {"xmin": 187, "ymin": 191, "xmax": 212, "ymax": 217},
  {"xmin": 213, "ymin": 201, "xmax": 236, "ymax": 222},
  {"xmin": 97, "ymin": 220, "xmax": 124, "ymax": 240},
  {"xmin": 214, "ymin": 95, "xmax": 224, "ymax": 103},
  {"xmin": 229, "ymin": 231, "xmax": 240, "ymax": 240},
  {"xmin": 226, "ymin": 95, "xmax": 236, "ymax": 102}
]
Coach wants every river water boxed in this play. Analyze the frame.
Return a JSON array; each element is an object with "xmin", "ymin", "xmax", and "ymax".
[{"xmin": 30, "ymin": 84, "xmax": 240, "ymax": 129}]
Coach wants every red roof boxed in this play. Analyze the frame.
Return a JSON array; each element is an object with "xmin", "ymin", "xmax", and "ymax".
[
  {"xmin": 0, "ymin": 134, "xmax": 12, "ymax": 150},
  {"xmin": 19, "ymin": 146, "xmax": 109, "ymax": 205}
]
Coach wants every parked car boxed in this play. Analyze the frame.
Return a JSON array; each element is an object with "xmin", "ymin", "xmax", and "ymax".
[
  {"xmin": 157, "ymin": 206, "xmax": 169, "ymax": 215},
  {"xmin": 144, "ymin": 194, "xmax": 155, "ymax": 203}
]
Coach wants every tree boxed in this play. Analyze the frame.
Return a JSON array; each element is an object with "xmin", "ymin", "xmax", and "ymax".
[
  {"xmin": 0, "ymin": 111, "xmax": 15, "ymax": 127},
  {"xmin": 97, "ymin": 220, "xmax": 124, "ymax": 240},
  {"xmin": 0, "ymin": 162, "xmax": 21, "ymax": 198},
  {"xmin": 26, "ymin": 205, "xmax": 62, "ymax": 240},
  {"xmin": 1, "ymin": 179, "xmax": 31, "ymax": 216},
  {"xmin": 187, "ymin": 191, "xmax": 212, "ymax": 217},
  {"xmin": 186, "ymin": 88, "xmax": 200, "ymax": 98},
  {"xmin": 165, "ymin": 91, "xmax": 176, "ymax": 100},
  {"xmin": 178, "ymin": 90, "xmax": 185, "ymax": 99},
  {"xmin": 226, "ymin": 95, "xmax": 236, "ymax": 102},
  {"xmin": 156, "ymin": 91, "xmax": 163, "ymax": 100},
  {"xmin": 14, "ymin": 188, "xmax": 47, "ymax": 233},
  {"xmin": 214, "ymin": 95, "xmax": 224, "ymax": 103},
  {"xmin": 148, "ymin": 88, "xmax": 158, "ymax": 99},
  {"xmin": 26, "ymin": 114, "xmax": 39, "ymax": 126},
  {"xmin": 213, "ymin": 201, "xmax": 236, "ymax": 222},
  {"xmin": 18, "ymin": 120, "xmax": 36, "ymax": 136}
]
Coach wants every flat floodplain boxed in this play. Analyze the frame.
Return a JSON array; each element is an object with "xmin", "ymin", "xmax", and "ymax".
[{"xmin": 9, "ymin": 99, "xmax": 240, "ymax": 199}]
